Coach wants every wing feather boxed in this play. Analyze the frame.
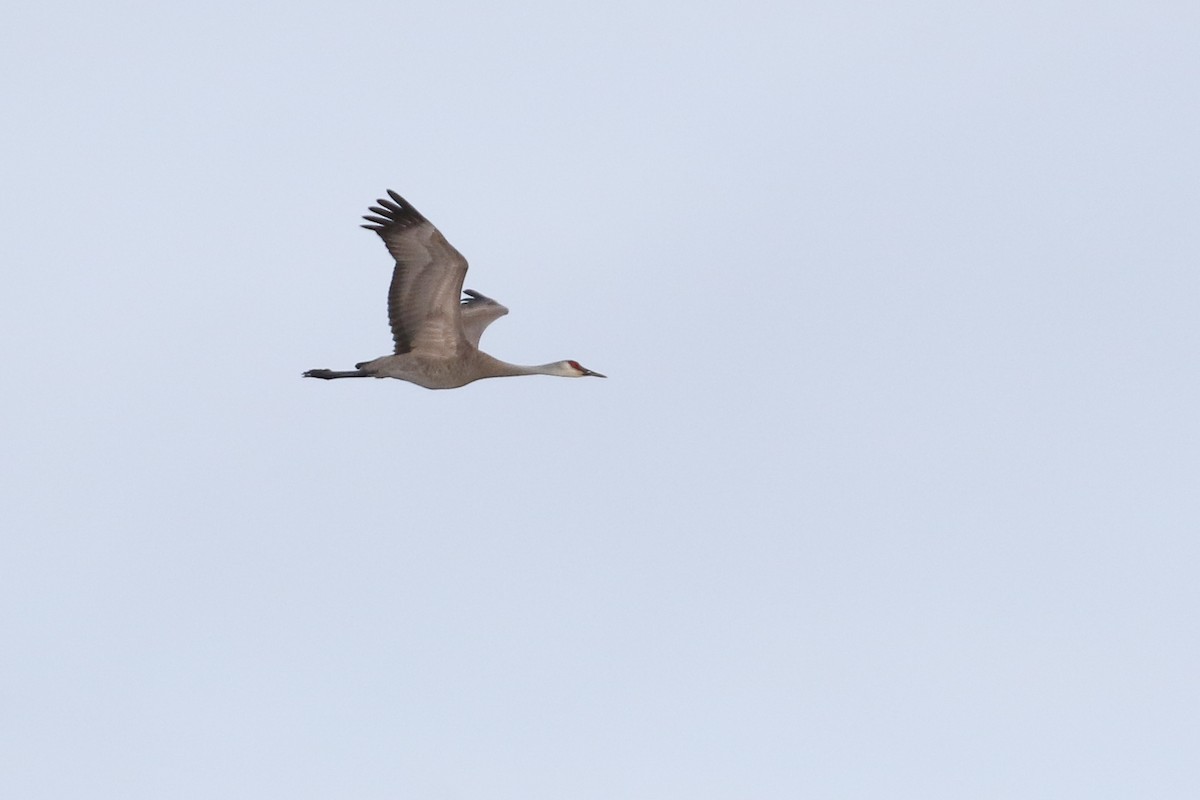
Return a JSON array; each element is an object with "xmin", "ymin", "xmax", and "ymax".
[
  {"xmin": 361, "ymin": 190, "xmax": 469, "ymax": 355},
  {"xmin": 459, "ymin": 289, "xmax": 509, "ymax": 348}
]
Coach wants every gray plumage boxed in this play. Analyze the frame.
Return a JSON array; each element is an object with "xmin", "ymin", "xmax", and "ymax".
[{"xmin": 303, "ymin": 190, "xmax": 605, "ymax": 390}]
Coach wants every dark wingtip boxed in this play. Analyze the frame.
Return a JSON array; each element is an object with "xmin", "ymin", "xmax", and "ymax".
[{"xmin": 362, "ymin": 189, "xmax": 423, "ymax": 230}]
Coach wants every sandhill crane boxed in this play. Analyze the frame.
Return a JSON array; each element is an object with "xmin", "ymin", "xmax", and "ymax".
[{"xmin": 303, "ymin": 189, "xmax": 605, "ymax": 390}]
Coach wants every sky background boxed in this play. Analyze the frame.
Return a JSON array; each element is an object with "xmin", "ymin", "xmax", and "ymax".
[{"xmin": 3, "ymin": 1, "xmax": 1198, "ymax": 798}]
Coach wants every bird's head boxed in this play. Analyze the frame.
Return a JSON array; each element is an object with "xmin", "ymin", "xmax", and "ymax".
[{"xmin": 564, "ymin": 360, "xmax": 606, "ymax": 378}]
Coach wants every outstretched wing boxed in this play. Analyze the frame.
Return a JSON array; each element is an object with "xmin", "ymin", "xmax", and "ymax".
[
  {"xmin": 361, "ymin": 190, "xmax": 468, "ymax": 356},
  {"xmin": 459, "ymin": 289, "xmax": 509, "ymax": 348}
]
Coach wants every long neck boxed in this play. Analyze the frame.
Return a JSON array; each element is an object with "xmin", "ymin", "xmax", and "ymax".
[{"xmin": 477, "ymin": 353, "xmax": 572, "ymax": 378}]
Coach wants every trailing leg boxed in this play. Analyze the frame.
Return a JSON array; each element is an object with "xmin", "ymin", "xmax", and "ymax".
[{"xmin": 303, "ymin": 368, "xmax": 370, "ymax": 379}]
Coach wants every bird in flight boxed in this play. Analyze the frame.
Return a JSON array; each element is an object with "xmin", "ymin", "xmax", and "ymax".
[{"xmin": 304, "ymin": 189, "xmax": 605, "ymax": 390}]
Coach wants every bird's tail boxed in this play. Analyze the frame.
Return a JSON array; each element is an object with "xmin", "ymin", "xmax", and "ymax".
[{"xmin": 303, "ymin": 368, "xmax": 370, "ymax": 379}]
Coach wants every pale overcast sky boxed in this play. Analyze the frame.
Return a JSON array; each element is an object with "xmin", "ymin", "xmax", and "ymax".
[{"xmin": 3, "ymin": 2, "xmax": 1198, "ymax": 798}]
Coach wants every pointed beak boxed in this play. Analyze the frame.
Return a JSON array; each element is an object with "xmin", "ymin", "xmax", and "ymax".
[{"xmin": 583, "ymin": 369, "xmax": 606, "ymax": 378}]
